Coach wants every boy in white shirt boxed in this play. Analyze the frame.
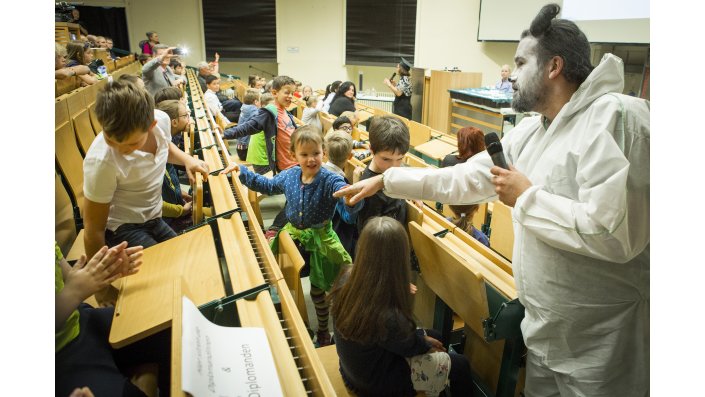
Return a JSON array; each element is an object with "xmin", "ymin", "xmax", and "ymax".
[
  {"xmin": 83, "ymin": 78, "xmax": 209, "ymax": 262},
  {"xmin": 204, "ymin": 74, "xmax": 231, "ymax": 125}
]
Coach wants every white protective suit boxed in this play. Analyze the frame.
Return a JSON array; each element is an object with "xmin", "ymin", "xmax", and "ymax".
[{"xmin": 383, "ymin": 54, "xmax": 649, "ymax": 396}]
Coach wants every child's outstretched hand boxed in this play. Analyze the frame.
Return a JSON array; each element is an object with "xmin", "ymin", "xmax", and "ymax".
[{"xmin": 220, "ymin": 162, "xmax": 240, "ymax": 175}]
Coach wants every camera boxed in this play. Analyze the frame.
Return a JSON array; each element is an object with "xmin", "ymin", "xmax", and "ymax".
[
  {"xmin": 55, "ymin": 2, "xmax": 75, "ymax": 22},
  {"xmin": 172, "ymin": 48, "xmax": 186, "ymax": 56}
]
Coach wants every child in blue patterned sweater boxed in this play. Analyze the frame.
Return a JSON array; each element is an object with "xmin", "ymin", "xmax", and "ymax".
[{"xmin": 222, "ymin": 124, "xmax": 362, "ymax": 346}]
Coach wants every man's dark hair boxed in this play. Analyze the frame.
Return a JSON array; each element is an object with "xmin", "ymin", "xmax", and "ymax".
[
  {"xmin": 521, "ymin": 3, "xmax": 593, "ymax": 85},
  {"xmin": 368, "ymin": 116, "xmax": 410, "ymax": 155}
]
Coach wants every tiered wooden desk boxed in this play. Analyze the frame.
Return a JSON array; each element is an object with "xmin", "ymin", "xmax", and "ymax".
[{"xmin": 107, "ymin": 69, "xmax": 337, "ymax": 396}]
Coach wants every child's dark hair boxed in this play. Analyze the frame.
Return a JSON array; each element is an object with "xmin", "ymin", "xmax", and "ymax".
[
  {"xmin": 332, "ymin": 116, "xmax": 352, "ymax": 130},
  {"xmin": 205, "ymin": 74, "xmax": 219, "ymax": 85},
  {"xmin": 290, "ymin": 125, "xmax": 323, "ymax": 153},
  {"xmin": 154, "ymin": 86, "xmax": 182, "ymax": 104},
  {"xmin": 449, "ymin": 204, "xmax": 480, "ymax": 236},
  {"xmin": 272, "ymin": 75, "xmax": 296, "ymax": 91},
  {"xmin": 368, "ymin": 116, "xmax": 410, "ymax": 155},
  {"xmin": 95, "ymin": 79, "xmax": 155, "ymax": 141},
  {"xmin": 330, "ymin": 217, "xmax": 414, "ymax": 344},
  {"xmin": 325, "ymin": 80, "xmax": 342, "ymax": 100}
]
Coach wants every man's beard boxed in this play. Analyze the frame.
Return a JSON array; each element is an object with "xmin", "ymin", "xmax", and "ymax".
[{"xmin": 511, "ymin": 69, "xmax": 545, "ymax": 113}]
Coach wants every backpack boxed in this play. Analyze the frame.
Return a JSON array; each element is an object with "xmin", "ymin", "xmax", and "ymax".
[{"xmin": 138, "ymin": 40, "xmax": 149, "ymax": 53}]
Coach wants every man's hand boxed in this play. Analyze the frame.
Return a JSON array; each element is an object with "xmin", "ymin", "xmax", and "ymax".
[
  {"xmin": 182, "ymin": 201, "xmax": 193, "ymax": 214},
  {"xmin": 185, "ymin": 157, "xmax": 210, "ymax": 184},
  {"xmin": 490, "ymin": 165, "xmax": 532, "ymax": 207},
  {"xmin": 332, "ymin": 174, "xmax": 384, "ymax": 205},
  {"xmin": 162, "ymin": 47, "xmax": 176, "ymax": 62}
]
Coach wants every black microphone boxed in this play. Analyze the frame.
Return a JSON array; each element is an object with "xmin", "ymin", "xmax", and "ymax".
[
  {"xmin": 389, "ymin": 72, "xmax": 396, "ymax": 81},
  {"xmin": 484, "ymin": 132, "xmax": 509, "ymax": 169}
]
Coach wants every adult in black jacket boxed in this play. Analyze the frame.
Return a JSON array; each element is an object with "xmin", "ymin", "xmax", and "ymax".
[{"xmin": 327, "ymin": 81, "xmax": 357, "ymax": 116}]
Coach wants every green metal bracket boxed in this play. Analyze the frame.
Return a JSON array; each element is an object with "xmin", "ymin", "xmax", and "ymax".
[
  {"xmin": 483, "ymin": 289, "xmax": 524, "ymax": 342},
  {"xmin": 482, "ymin": 283, "xmax": 526, "ymax": 397},
  {"xmin": 433, "ymin": 229, "xmax": 450, "ymax": 238},
  {"xmin": 198, "ymin": 282, "xmax": 270, "ymax": 327}
]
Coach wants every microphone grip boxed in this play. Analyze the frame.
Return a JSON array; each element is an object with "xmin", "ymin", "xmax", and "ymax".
[
  {"xmin": 390, "ymin": 72, "xmax": 396, "ymax": 81},
  {"xmin": 490, "ymin": 152, "xmax": 509, "ymax": 170}
]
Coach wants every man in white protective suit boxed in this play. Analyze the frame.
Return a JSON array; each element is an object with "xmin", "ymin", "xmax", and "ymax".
[{"xmin": 334, "ymin": 3, "xmax": 649, "ymax": 396}]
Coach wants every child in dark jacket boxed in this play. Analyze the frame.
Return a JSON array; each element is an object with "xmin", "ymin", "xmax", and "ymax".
[
  {"xmin": 330, "ymin": 217, "xmax": 474, "ymax": 397},
  {"xmin": 223, "ymin": 75, "xmax": 298, "ymax": 174}
]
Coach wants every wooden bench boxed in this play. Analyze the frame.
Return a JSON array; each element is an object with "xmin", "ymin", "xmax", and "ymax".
[
  {"xmin": 488, "ymin": 201, "xmax": 514, "ymax": 261},
  {"xmin": 316, "ymin": 345, "xmax": 426, "ymax": 396},
  {"xmin": 71, "ymin": 109, "xmax": 97, "ymax": 156},
  {"xmin": 276, "ymin": 230, "xmax": 309, "ymax": 326}
]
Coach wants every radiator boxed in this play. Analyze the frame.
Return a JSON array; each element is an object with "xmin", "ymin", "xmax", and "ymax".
[{"xmin": 357, "ymin": 92, "xmax": 395, "ymax": 112}]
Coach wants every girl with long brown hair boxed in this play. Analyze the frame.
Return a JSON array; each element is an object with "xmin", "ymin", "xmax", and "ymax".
[{"xmin": 331, "ymin": 217, "xmax": 474, "ymax": 396}]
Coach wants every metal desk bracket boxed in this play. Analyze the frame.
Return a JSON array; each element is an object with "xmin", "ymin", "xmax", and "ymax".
[{"xmin": 483, "ymin": 285, "xmax": 526, "ymax": 397}]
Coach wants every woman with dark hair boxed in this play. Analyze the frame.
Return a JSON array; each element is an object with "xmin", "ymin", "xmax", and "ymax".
[
  {"xmin": 331, "ymin": 217, "xmax": 474, "ymax": 397},
  {"xmin": 65, "ymin": 41, "xmax": 98, "ymax": 86},
  {"xmin": 384, "ymin": 57, "xmax": 413, "ymax": 119},
  {"xmin": 318, "ymin": 80, "xmax": 342, "ymax": 113},
  {"xmin": 441, "ymin": 126, "xmax": 485, "ymax": 168},
  {"xmin": 327, "ymin": 81, "xmax": 357, "ymax": 116}
]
